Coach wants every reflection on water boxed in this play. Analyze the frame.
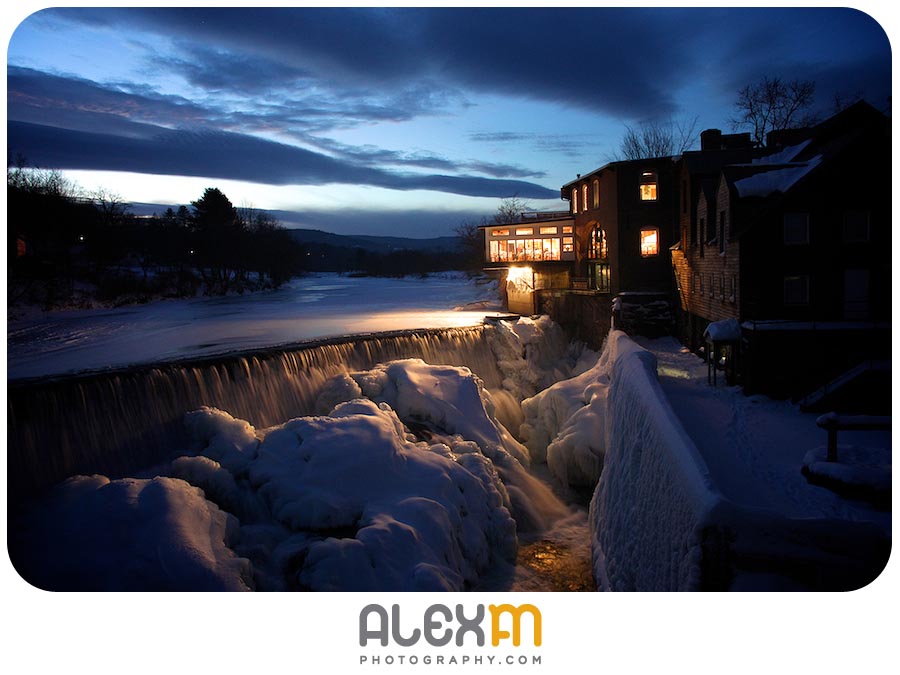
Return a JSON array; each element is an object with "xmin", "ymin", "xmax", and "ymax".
[{"xmin": 516, "ymin": 539, "xmax": 595, "ymax": 592}]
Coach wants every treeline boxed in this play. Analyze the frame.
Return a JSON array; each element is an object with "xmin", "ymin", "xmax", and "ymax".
[{"xmin": 8, "ymin": 171, "xmax": 306, "ymax": 309}]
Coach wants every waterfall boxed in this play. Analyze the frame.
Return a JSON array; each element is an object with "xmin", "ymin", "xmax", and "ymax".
[{"xmin": 8, "ymin": 326, "xmax": 505, "ymax": 505}]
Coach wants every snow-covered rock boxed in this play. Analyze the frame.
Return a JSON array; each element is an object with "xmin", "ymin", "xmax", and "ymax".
[{"xmin": 11, "ymin": 475, "xmax": 253, "ymax": 591}]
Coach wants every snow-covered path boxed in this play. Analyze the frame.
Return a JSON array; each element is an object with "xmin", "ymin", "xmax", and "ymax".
[
  {"xmin": 7, "ymin": 273, "xmax": 500, "ymax": 380},
  {"xmin": 638, "ymin": 336, "xmax": 889, "ymax": 528}
]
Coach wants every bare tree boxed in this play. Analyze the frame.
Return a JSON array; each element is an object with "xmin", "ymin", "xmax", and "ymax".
[
  {"xmin": 91, "ymin": 187, "xmax": 130, "ymax": 226},
  {"xmin": 732, "ymin": 76, "xmax": 817, "ymax": 146},
  {"xmin": 618, "ymin": 116, "xmax": 699, "ymax": 160},
  {"xmin": 492, "ymin": 196, "xmax": 531, "ymax": 224},
  {"xmin": 453, "ymin": 219, "xmax": 485, "ymax": 270}
]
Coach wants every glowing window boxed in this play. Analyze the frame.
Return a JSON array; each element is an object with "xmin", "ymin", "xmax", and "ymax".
[
  {"xmin": 582, "ymin": 184, "xmax": 589, "ymax": 211},
  {"xmin": 489, "ymin": 240, "xmax": 499, "ymax": 262},
  {"xmin": 640, "ymin": 171, "xmax": 658, "ymax": 201},
  {"xmin": 539, "ymin": 226, "xmax": 558, "ymax": 235},
  {"xmin": 562, "ymin": 225, "xmax": 573, "ymax": 234},
  {"xmin": 592, "ymin": 179, "xmax": 600, "ymax": 208},
  {"xmin": 590, "ymin": 227, "xmax": 607, "ymax": 259},
  {"xmin": 640, "ymin": 228, "xmax": 659, "ymax": 256},
  {"xmin": 562, "ymin": 236, "xmax": 574, "ymax": 253},
  {"xmin": 515, "ymin": 227, "xmax": 534, "ymax": 236},
  {"xmin": 492, "ymin": 229, "xmax": 509, "ymax": 236},
  {"xmin": 572, "ymin": 187, "xmax": 579, "ymax": 213}
]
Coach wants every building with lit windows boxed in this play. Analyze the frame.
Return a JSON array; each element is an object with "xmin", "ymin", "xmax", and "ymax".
[
  {"xmin": 481, "ymin": 211, "xmax": 574, "ymax": 315},
  {"xmin": 561, "ymin": 157, "xmax": 679, "ymax": 297}
]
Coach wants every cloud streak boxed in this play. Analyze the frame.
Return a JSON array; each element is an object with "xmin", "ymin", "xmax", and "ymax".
[{"xmin": 8, "ymin": 120, "xmax": 559, "ymax": 199}]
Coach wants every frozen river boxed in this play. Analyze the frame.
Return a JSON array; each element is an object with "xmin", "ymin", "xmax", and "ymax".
[{"xmin": 7, "ymin": 273, "xmax": 502, "ymax": 380}]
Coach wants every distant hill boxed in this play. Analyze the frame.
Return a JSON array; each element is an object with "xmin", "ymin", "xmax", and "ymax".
[
  {"xmin": 127, "ymin": 203, "xmax": 462, "ymax": 253},
  {"xmin": 287, "ymin": 228, "xmax": 461, "ymax": 253}
]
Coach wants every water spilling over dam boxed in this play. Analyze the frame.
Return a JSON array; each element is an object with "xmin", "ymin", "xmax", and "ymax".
[{"xmin": 8, "ymin": 325, "xmax": 515, "ymax": 505}]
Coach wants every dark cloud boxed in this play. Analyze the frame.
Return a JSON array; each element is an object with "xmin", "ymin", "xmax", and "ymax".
[
  {"xmin": 38, "ymin": 7, "xmax": 891, "ymax": 123},
  {"xmin": 7, "ymin": 120, "xmax": 558, "ymax": 200}
]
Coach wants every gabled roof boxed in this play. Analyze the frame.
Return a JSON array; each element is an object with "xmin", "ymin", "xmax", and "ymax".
[{"xmin": 724, "ymin": 100, "xmax": 888, "ymax": 238}]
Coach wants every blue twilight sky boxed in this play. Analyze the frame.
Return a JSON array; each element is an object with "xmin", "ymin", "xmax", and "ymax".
[{"xmin": 4, "ymin": 4, "xmax": 893, "ymax": 237}]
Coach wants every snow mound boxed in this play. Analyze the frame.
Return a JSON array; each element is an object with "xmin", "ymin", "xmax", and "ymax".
[
  {"xmin": 319, "ymin": 358, "xmax": 570, "ymax": 534},
  {"xmin": 802, "ymin": 446, "xmax": 891, "ymax": 508},
  {"xmin": 10, "ymin": 475, "xmax": 253, "ymax": 591},
  {"xmin": 519, "ymin": 355, "xmax": 611, "ymax": 486},
  {"xmin": 238, "ymin": 398, "xmax": 516, "ymax": 590}
]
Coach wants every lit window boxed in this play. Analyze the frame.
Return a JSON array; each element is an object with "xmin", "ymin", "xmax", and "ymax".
[
  {"xmin": 539, "ymin": 226, "xmax": 558, "ymax": 235},
  {"xmin": 843, "ymin": 211, "xmax": 870, "ymax": 243},
  {"xmin": 640, "ymin": 228, "xmax": 659, "ymax": 256},
  {"xmin": 562, "ymin": 225, "xmax": 573, "ymax": 234},
  {"xmin": 589, "ymin": 226, "xmax": 607, "ymax": 259},
  {"xmin": 784, "ymin": 275, "xmax": 810, "ymax": 305},
  {"xmin": 783, "ymin": 213, "xmax": 809, "ymax": 245},
  {"xmin": 572, "ymin": 187, "xmax": 579, "ymax": 213},
  {"xmin": 492, "ymin": 229, "xmax": 510, "ymax": 237},
  {"xmin": 562, "ymin": 236, "xmax": 574, "ymax": 253},
  {"xmin": 592, "ymin": 179, "xmax": 600, "ymax": 208},
  {"xmin": 515, "ymin": 227, "xmax": 534, "ymax": 236},
  {"xmin": 592, "ymin": 262, "xmax": 610, "ymax": 292},
  {"xmin": 489, "ymin": 240, "xmax": 499, "ymax": 262},
  {"xmin": 640, "ymin": 171, "xmax": 658, "ymax": 201},
  {"xmin": 582, "ymin": 184, "xmax": 589, "ymax": 211}
]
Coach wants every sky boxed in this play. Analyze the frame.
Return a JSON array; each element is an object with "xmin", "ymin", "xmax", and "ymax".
[{"xmin": 4, "ymin": 3, "xmax": 893, "ymax": 238}]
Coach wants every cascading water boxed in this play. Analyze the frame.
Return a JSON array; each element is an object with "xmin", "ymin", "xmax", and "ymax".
[
  {"xmin": 8, "ymin": 326, "xmax": 506, "ymax": 505},
  {"xmin": 9, "ymin": 317, "xmax": 596, "ymax": 591}
]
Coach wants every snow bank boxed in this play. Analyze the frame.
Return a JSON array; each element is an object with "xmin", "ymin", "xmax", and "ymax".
[
  {"xmin": 588, "ymin": 332, "xmax": 722, "ymax": 591},
  {"xmin": 519, "ymin": 354, "xmax": 611, "ymax": 486},
  {"xmin": 10, "ymin": 475, "xmax": 253, "ymax": 591}
]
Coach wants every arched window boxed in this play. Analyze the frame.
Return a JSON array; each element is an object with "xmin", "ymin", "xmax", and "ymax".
[
  {"xmin": 589, "ymin": 225, "xmax": 607, "ymax": 259},
  {"xmin": 572, "ymin": 187, "xmax": 579, "ymax": 214},
  {"xmin": 582, "ymin": 184, "xmax": 589, "ymax": 211},
  {"xmin": 592, "ymin": 179, "xmax": 600, "ymax": 208}
]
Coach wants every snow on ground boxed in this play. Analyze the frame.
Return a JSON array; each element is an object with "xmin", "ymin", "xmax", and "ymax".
[
  {"xmin": 7, "ymin": 272, "xmax": 502, "ymax": 379},
  {"xmin": 10, "ymin": 315, "xmax": 591, "ymax": 592},
  {"xmin": 522, "ymin": 329, "xmax": 890, "ymax": 590},
  {"xmin": 637, "ymin": 335, "xmax": 890, "ymax": 527}
]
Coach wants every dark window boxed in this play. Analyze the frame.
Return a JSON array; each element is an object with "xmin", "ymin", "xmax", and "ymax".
[
  {"xmin": 843, "ymin": 211, "xmax": 870, "ymax": 243},
  {"xmin": 784, "ymin": 213, "xmax": 810, "ymax": 245},
  {"xmin": 784, "ymin": 275, "xmax": 810, "ymax": 305}
]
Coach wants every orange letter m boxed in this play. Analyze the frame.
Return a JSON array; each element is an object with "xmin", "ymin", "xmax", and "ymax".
[{"xmin": 488, "ymin": 604, "xmax": 542, "ymax": 647}]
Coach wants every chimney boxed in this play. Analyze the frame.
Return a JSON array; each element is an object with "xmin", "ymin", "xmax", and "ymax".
[{"xmin": 700, "ymin": 129, "xmax": 722, "ymax": 151}]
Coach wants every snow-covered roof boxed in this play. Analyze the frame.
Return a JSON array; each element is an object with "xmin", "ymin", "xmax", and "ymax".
[
  {"xmin": 703, "ymin": 318, "xmax": 741, "ymax": 342},
  {"xmin": 733, "ymin": 155, "xmax": 821, "ymax": 198}
]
